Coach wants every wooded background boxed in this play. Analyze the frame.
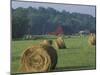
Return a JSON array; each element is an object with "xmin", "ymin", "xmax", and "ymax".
[{"xmin": 12, "ymin": 7, "xmax": 96, "ymax": 39}]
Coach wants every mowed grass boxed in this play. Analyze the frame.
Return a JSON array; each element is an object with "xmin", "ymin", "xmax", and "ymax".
[{"xmin": 11, "ymin": 36, "xmax": 96, "ymax": 73}]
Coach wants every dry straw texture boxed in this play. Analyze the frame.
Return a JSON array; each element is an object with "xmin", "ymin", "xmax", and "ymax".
[
  {"xmin": 88, "ymin": 33, "xmax": 96, "ymax": 46},
  {"xmin": 20, "ymin": 40, "xmax": 57, "ymax": 73},
  {"xmin": 40, "ymin": 40, "xmax": 52, "ymax": 46},
  {"xmin": 54, "ymin": 37, "xmax": 66, "ymax": 49}
]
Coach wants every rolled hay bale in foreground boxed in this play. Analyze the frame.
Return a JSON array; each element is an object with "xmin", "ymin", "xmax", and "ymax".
[
  {"xmin": 88, "ymin": 33, "xmax": 96, "ymax": 46},
  {"xmin": 54, "ymin": 37, "xmax": 66, "ymax": 49},
  {"xmin": 41, "ymin": 45, "xmax": 57, "ymax": 69},
  {"xmin": 39, "ymin": 40, "xmax": 57, "ymax": 69},
  {"xmin": 20, "ymin": 45, "xmax": 57, "ymax": 73}
]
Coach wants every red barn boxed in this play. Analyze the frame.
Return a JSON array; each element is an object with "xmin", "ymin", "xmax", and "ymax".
[
  {"xmin": 47, "ymin": 25, "xmax": 64, "ymax": 36},
  {"xmin": 55, "ymin": 25, "xmax": 64, "ymax": 36}
]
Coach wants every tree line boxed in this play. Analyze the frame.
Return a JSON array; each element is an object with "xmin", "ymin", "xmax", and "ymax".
[{"xmin": 12, "ymin": 7, "xmax": 96, "ymax": 39}]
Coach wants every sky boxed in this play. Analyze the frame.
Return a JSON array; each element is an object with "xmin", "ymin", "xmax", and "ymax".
[{"xmin": 12, "ymin": 1, "xmax": 96, "ymax": 17}]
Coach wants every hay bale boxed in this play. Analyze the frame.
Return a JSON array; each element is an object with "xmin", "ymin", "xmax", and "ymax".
[
  {"xmin": 88, "ymin": 33, "xmax": 96, "ymax": 46},
  {"xmin": 19, "ymin": 45, "xmax": 57, "ymax": 73},
  {"xmin": 54, "ymin": 40, "xmax": 60, "ymax": 49},
  {"xmin": 40, "ymin": 40, "xmax": 52, "ymax": 47},
  {"xmin": 41, "ymin": 45, "xmax": 57, "ymax": 69},
  {"xmin": 55, "ymin": 37, "xmax": 66, "ymax": 49}
]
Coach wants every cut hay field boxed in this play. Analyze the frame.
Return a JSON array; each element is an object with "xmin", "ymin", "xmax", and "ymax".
[{"xmin": 11, "ymin": 36, "xmax": 96, "ymax": 73}]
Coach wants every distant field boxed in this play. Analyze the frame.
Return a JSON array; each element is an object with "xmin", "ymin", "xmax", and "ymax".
[{"xmin": 11, "ymin": 36, "xmax": 96, "ymax": 73}]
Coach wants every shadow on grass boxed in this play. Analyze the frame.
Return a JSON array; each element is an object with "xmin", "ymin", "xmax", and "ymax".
[
  {"xmin": 67, "ymin": 47, "xmax": 80, "ymax": 49},
  {"xmin": 11, "ymin": 66, "xmax": 95, "ymax": 75},
  {"xmin": 53, "ymin": 65, "xmax": 96, "ymax": 72},
  {"xmin": 58, "ymin": 47, "xmax": 81, "ymax": 51}
]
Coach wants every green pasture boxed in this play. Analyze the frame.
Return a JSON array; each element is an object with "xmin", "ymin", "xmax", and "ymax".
[{"xmin": 11, "ymin": 36, "xmax": 96, "ymax": 73}]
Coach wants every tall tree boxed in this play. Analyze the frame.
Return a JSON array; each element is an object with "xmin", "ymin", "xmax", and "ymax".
[{"xmin": 12, "ymin": 7, "xmax": 29, "ymax": 38}]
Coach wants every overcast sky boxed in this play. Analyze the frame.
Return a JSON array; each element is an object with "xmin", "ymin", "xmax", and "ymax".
[{"xmin": 12, "ymin": 1, "xmax": 96, "ymax": 17}]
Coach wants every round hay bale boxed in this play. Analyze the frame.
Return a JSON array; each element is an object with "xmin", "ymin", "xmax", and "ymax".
[
  {"xmin": 40, "ymin": 40, "xmax": 52, "ymax": 46},
  {"xmin": 88, "ymin": 33, "xmax": 96, "ymax": 46},
  {"xmin": 55, "ymin": 37, "xmax": 66, "ymax": 49},
  {"xmin": 58, "ymin": 37, "xmax": 66, "ymax": 47},
  {"xmin": 54, "ymin": 40, "xmax": 60, "ymax": 49},
  {"xmin": 19, "ymin": 45, "xmax": 57, "ymax": 73},
  {"xmin": 41, "ymin": 45, "xmax": 57, "ymax": 69}
]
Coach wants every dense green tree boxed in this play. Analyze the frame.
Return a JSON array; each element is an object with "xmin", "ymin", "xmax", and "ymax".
[
  {"xmin": 12, "ymin": 7, "xmax": 29, "ymax": 38},
  {"xmin": 12, "ymin": 7, "xmax": 96, "ymax": 39}
]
